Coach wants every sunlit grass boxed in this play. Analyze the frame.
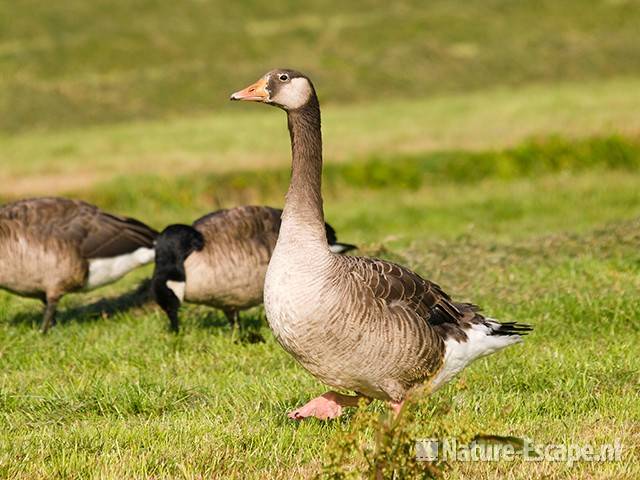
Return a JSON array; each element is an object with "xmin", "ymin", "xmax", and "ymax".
[
  {"xmin": 1, "ymin": 163, "xmax": 639, "ymax": 478},
  {"xmin": 2, "ymin": 0, "xmax": 640, "ymax": 476}
]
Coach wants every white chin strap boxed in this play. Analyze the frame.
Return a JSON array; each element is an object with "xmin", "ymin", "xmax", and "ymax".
[
  {"xmin": 273, "ymin": 77, "xmax": 311, "ymax": 110},
  {"xmin": 166, "ymin": 280, "xmax": 186, "ymax": 302}
]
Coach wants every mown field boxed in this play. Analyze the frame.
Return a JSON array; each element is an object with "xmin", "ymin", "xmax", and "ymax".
[
  {"xmin": 1, "ymin": 0, "xmax": 640, "ymax": 478},
  {"xmin": 1, "ymin": 137, "xmax": 639, "ymax": 478},
  {"xmin": 2, "ymin": 0, "xmax": 640, "ymax": 133}
]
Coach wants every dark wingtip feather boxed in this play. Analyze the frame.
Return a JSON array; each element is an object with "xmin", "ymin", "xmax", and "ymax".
[
  {"xmin": 122, "ymin": 216, "xmax": 159, "ymax": 245},
  {"xmin": 82, "ymin": 213, "xmax": 158, "ymax": 258},
  {"xmin": 491, "ymin": 321, "xmax": 533, "ymax": 336}
]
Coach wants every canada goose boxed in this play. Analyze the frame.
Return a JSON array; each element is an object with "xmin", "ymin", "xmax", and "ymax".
[
  {"xmin": 230, "ymin": 70, "xmax": 532, "ymax": 420},
  {"xmin": 0, "ymin": 197, "xmax": 157, "ymax": 332},
  {"xmin": 151, "ymin": 205, "xmax": 356, "ymax": 332}
]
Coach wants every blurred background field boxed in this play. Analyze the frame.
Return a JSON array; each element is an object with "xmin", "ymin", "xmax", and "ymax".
[
  {"xmin": 1, "ymin": 0, "xmax": 639, "ymax": 478},
  {"xmin": 2, "ymin": 0, "xmax": 640, "ymax": 132},
  {"xmin": 3, "ymin": 0, "xmax": 640, "ymax": 192}
]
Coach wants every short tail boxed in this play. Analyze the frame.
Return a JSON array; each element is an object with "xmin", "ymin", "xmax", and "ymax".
[
  {"xmin": 151, "ymin": 224, "xmax": 205, "ymax": 332},
  {"xmin": 324, "ymin": 222, "xmax": 357, "ymax": 254},
  {"xmin": 489, "ymin": 321, "xmax": 533, "ymax": 337},
  {"xmin": 430, "ymin": 317, "xmax": 532, "ymax": 392}
]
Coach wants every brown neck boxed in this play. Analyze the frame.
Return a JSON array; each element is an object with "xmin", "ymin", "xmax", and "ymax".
[{"xmin": 281, "ymin": 97, "xmax": 326, "ymax": 244}]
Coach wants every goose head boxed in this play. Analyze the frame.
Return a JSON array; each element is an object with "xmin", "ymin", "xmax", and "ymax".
[
  {"xmin": 230, "ymin": 69, "xmax": 316, "ymax": 111},
  {"xmin": 151, "ymin": 224, "xmax": 205, "ymax": 332}
]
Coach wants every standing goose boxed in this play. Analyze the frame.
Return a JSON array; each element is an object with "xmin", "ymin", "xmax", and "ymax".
[
  {"xmin": 230, "ymin": 70, "xmax": 532, "ymax": 420},
  {"xmin": 0, "ymin": 197, "xmax": 157, "ymax": 332},
  {"xmin": 151, "ymin": 205, "xmax": 356, "ymax": 332}
]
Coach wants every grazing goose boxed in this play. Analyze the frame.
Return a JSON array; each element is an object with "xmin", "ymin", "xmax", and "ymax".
[
  {"xmin": 230, "ymin": 70, "xmax": 532, "ymax": 420},
  {"xmin": 0, "ymin": 197, "xmax": 157, "ymax": 332},
  {"xmin": 151, "ymin": 205, "xmax": 356, "ymax": 332}
]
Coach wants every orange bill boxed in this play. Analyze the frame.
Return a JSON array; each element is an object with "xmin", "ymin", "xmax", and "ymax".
[{"xmin": 229, "ymin": 77, "xmax": 269, "ymax": 102}]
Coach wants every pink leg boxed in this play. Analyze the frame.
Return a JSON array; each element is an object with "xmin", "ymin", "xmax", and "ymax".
[
  {"xmin": 288, "ymin": 391, "xmax": 363, "ymax": 421},
  {"xmin": 389, "ymin": 399, "xmax": 404, "ymax": 416}
]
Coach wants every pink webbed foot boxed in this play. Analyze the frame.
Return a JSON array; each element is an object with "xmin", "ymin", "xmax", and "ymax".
[{"xmin": 288, "ymin": 391, "xmax": 362, "ymax": 421}]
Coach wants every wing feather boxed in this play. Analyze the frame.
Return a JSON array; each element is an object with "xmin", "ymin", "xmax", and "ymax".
[
  {"xmin": 343, "ymin": 255, "xmax": 473, "ymax": 331},
  {"xmin": 0, "ymin": 197, "xmax": 157, "ymax": 259}
]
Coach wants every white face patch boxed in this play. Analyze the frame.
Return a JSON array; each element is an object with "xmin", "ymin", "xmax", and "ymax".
[
  {"xmin": 166, "ymin": 280, "xmax": 186, "ymax": 302},
  {"xmin": 271, "ymin": 77, "xmax": 312, "ymax": 110},
  {"xmin": 86, "ymin": 247, "xmax": 155, "ymax": 289}
]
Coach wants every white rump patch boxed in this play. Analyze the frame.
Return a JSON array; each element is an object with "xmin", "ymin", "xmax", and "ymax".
[
  {"xmin": 273, "ymin": 77, "xmax": 312, "ymax": 110},
  {"xmin": 86, "ymin": 247, "xmax": 155, "ymax": 289},
  {"xmin": 166, "ymin": 280, "xmax": 185, "ymax": 302},
  {"xmin": 430, "ymin": 320, "xmax": 522, "ymax": 392}
]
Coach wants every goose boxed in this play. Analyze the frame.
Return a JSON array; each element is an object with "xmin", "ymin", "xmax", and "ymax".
[
  {"xmin": 151, "ymin": 205, "xmax": 356, "ymax": 332},
  {"xmin": 230, "ymin": 70, "xmax": 532, "ymax": 420},
  {"xmin": 0, "ymin": 197, "xmax": 157, "ymax": 332}
]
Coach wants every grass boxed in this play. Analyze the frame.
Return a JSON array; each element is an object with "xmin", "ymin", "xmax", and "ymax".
[
  {"xmin": 2, "ymin": 0, "xmax": 640, "ymax": 477},
  {"xmin": 1, "ymin": 161, "xmax": 639, "ymax": 478},
  {"xmin": 3, "ymin": 76, "xmax": 640, "ymax": 196},
  {"xmin": 1, "ymin": 0, "xmax": 640, "ymax": 132}
]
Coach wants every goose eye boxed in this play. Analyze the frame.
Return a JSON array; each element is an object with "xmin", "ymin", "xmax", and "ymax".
[{"xmin": 279, "ymin": 74, "xmax": 289, "ymax": 82}]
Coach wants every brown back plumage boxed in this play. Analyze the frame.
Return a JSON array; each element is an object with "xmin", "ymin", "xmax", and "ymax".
[
  {"xmin": 193, "ymin": 205, "xmax": 281, "ymax": 252},
  {"xmin": 0, "ymin": 197, "xmax": 157, "ymax": 259},
  {"xmin": 344, "ymin": 256, "xmax": 466, "ymax": 325}
]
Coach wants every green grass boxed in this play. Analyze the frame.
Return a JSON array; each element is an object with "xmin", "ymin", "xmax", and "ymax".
[
  {"xmin": 1, "ymin": 0, "xmax": 640, "ymax": 132},
  {"xmin": 1, "ymin": 162, "xmax": 639, "ymax": 478},
  {"xmin": 2, "ymin": 1, "xmax": 640, "ymax": 477}
]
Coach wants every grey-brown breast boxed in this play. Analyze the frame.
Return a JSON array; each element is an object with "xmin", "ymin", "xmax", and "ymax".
[
  {"xmin": 0, "ymin": 216, "xmax": 86, "ymax": 298},
  {"xmin": 183, "ymin": 206, "xmax": 282, "ymax": 309},
  {"xmin": 268, "ymin": 251, "xmax": 488, "ymax": 400}
]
